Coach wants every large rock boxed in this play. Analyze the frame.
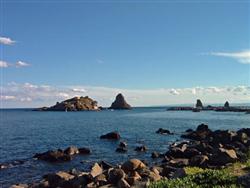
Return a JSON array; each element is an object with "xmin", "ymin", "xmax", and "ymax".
[
  {"xmin": 45, "ymin": 171, "xmax": 75, "ymax": 187},
  {"xmin": 156, "ymin": 128, "xmax": 173, "ymax": 135},
  {"xmin": 38, "ymin": 96, "xmax": 99, "ymax": 111},
  {"xmin": 108, "ymin": 168, "xmax": 126, "ymax": 184},
  {"xmin": 109, "ymin": 93, "xmax": 132, "ymax": 110},
  {"xmin": 181, "ymin": 124, "xmax": 211, "ymax": 140},
  {"xmin": 121, "ymin": 159, "xmax": 146, "ymax": 172},
  {"xmin": 33, "ymin": 149, "xmax": 72, "ymax": 162},
  {"xmin": 64, "ymin": 146, "xmax": 79, "ymax": 155},
  {"xmin": 195, "ymin": 99, "xmax": 203, "ymax": 108},
  {"xmin": 210, "ymin": 148, "xmax": 237, "ymax": 166},
  {"xmin": 90, "ymin": 163, "xmax": 103, "ymax": 178},
  {"xmin": 224, "ymin": 101, "xmax": 230, "ymax": 108},
  {"xmin": 100, "ymin": 132, "xmax": 121, "ymax": 140}
]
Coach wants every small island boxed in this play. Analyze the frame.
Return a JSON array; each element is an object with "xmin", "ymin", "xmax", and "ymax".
[
  {"xmin": 36, "ymin": 96, "xmax": 100, "ymax": 111},
  {"xmin": 109, "ymin": 93, "xmax": 132, "ymax": 110}
]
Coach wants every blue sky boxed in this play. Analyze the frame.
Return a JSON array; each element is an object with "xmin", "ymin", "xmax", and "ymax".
[{"xmin": 0, "ymin": 1, "xmax": 250, "ymax": 107}]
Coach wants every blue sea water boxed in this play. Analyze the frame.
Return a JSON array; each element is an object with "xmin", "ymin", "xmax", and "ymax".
[{"xmin": 0, "ymin": 107, "xmax": 250, "ymax": 187}]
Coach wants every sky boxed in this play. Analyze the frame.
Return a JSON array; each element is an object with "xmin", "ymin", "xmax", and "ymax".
[{"xmin": 0, "ymin": 0, "xmax": 250, "ymax": 108}]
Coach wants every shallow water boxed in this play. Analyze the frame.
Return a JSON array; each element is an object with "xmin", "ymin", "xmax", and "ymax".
[{"xmin": 0, "ymin": 107, "xmax": 250, "ymax": 187}]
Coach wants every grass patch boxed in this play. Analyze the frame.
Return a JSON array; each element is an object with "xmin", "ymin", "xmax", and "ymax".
[{"xmin": 149, "ymin": 159, "xmax": 250, "ymax": 188}]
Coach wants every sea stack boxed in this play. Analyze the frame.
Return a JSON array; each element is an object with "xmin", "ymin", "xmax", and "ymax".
[
  {"xmin": 195, "ymin": 99, "xmax": 203, "ymax": 109},
  {"xmin": 224, "ymin": 101, "xmax": 230, "ymax": 108},
  {"xmin": 109, "ymin": 93, "xmax": 132, "ymax": 110}
]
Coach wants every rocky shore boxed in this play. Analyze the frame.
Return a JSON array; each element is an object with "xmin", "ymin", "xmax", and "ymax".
[{"xmin": 10, "ymin": 124, "xmax": 250, "ymax": 188}]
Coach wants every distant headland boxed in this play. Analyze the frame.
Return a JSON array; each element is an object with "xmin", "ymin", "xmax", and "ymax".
[{"xmin": 168, "ymin": 99, "xmax": 250, "ymax": 113}]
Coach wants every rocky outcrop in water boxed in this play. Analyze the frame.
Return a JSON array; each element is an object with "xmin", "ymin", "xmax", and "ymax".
[
  {"xmin": 195, "ymin": 99, "xmax": 203, "ymax": 108},
  {"xmin": 100, "ymin": 131, "xmax": 121, "ymax": 140},
  {"xmin": 36, "ymin": 96, "xmax": 99, "ymax": 111},
  {"xmin": 109, "ymin": 93, "xmax": 132, "ymax": 110},
  {"xmin": 33, "ymin": 146, "xmax": 91, "ymax": 162}
]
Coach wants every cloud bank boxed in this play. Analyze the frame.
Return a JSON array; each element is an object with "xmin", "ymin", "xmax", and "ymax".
[
  {"xmin": 1, "ymin": 82, "xmax": 250, "ymax": 108},
  {"xmin": 0, "ymin": 36, "xmax": 15, "ymax": 45},
  {"xmin": 210, "ymin": 50, "xmax": 250, "ymax": 64}
]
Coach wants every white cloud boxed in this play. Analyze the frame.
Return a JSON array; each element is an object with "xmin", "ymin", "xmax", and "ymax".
[
  {"xmin": 0, "ymin": 60, "xmax": 10, "ymax": 68},
  {"xmin": 169, "ymin": 89, "xmax": 180, "ymax": 95},
  {"xmin": 0, "ymin": 95, "xmax": 16, "ymax": 100},
  {"xmin": 210, "ymin": 50, "xmax": 250, "ymax": 64},
  {"xmin": 71, "ymin": 88, "xmax": 86, "ymax": 92},
  {"xmin": 0, "ymin": 36, "xmax": 15, "ymax": 45},
  {"xmin": 1, "ymin": 83, "xmax": 250, "ymax": 108},
  {"xmin": 0, "ymin": 60, "xmax": 30, "ymax": 68},
  {"xmin": 15, "ymin": 61, "xmax": 30, "ymax": 67}
]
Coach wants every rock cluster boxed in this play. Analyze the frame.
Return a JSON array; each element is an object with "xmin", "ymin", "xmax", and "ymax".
[
  {"xmin": 109, "ymin": 93, "xmax": 132, "ymax": 110},
  {"xmin": 37, "ymin": 96, "xmax": 99, "ymax": 111},
  {"xmin": 11, "ymin": 124, "xmax": 250, "ymax": 188},
  {"xmin": 33, "ymin": 146, "xmax": 91, "ymax": 162}
]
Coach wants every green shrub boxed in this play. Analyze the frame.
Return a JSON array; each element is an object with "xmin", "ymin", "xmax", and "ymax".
[{"xmin": 149, "ymin": 169, "xmax": 238, "ymax": 188}]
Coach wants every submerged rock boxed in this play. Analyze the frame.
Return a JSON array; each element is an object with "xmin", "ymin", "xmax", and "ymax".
[
  {"xmin": 100, "ymin": 132, "xmax": 121, "ymax": 140},
  {"xmin": 33, "ymin": 149, "xmax": 72, "ymax": 162},
  {"xmin": 109, "ymin": 93, "xmax": 132, "ymax": 110},
  {"xmin": 156, "ymin": 128, "xmax": 173, "ymax": 135}
]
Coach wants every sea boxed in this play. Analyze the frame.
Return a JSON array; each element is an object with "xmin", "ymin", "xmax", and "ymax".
[{"xmin": 0, "ymin": 107, "xmax": 250, "ymax": 187}]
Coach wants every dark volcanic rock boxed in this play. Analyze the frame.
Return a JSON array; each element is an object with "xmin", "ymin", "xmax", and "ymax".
[
  {"xmin": 37, "ymin": 96, "xmax": 99, "ymax": 111},
  {"xmin": 109, "ymin": 93, "xmax": 132, "ymax": 110},
  {"xmin": 33, "ymin": 150, "xmax": 72, "ymax": 162},
  {"xmin": 195, "ymin": 99, "xmax": 203, "ymax": 108},
  {"xmin": 78, "ymin": 147, "xmax": 91, "ymax": 155},
  {"xmin": 100, "ymin": 131, "xmax": 121, "ymax": 140},
  {"xmin": 224, "ymin": 101, "xmax": 230, "ymax": 108},
  {"xmin": 156, "ymin": 128, "xmax": 173, "ymax": 135}
]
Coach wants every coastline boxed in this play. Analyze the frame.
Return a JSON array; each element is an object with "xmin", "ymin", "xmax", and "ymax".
[{"xmin": 8, "ymin": 124, "xmax": 250, "ymax": 188}]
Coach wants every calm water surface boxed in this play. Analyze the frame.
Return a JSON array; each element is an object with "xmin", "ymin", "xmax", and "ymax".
[{"xmin": 0, "ymin": 107, "xmax": 250, "ymax": 187}]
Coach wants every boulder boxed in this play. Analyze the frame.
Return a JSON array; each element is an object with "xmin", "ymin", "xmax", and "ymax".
[
  {"xmin": 190, "ymin": 155, "xmax": 209, "ymax": 167},
  {"xmin": 109, "ymin": 93, "xmax": 132, "ymax": 110},
  {"xmin": 135, "ymin": 145, "xmax": 147, "ymax": 152},
  {"xmin": 33, "ymin": 149, "xmax": 72, "ymax": 162},
  {"xmin": 126, "ymin": 171, "xmax": 141, "ymax": 185},
  {"xmin": 45, "ymin": 171, "xmax": 75, "ymax": 187},
  {"xmin": 151, "ymin": 152, "xmax": 159, "ymax": 159},
  {"xmin": 10, "ymin": 184, "xmax": 28, "ymax": 188},
  {"xmin": 100, "ymin": 132, "xmax": 121, "ymax": 140},
  {"xmin": 237, "ymin": 174, "xmax": 250, "ymax": 187},
  {"xmin": 211, "ymin": 130, "xmax": 237, "ymax": 144},
  {"xmin": 99, "ymin": 161, "xmax": 113, "ymax": 170},
  {"xmin": 79, "ymin": 147, "xmax": 91, "ymax": 155},
  {"xmin": 169, "ymin": 158, "xmax": 189, "ymax": 167},
  {"xmin": 116, "ymin": 147, "xmax": 127, "ymax": 153},
  {"xmin": 181, "ymin": 124, "xmax": 211, "ymax": 140},
  {"xmin": 121, "ymin": 159, "xmax": 146, "ymax": 172},
  {"xmin": 117, "ymin": 178, "xmax": 131, "ymax": 188},
  {"xmin": 90, "ymin": 163, "xmax": 103, "ymax": 178},
  {"xmin": 210, "ymin": 148, "xmax": 237, "ymax": 166},
  {"xmin": 64, "ymin": 146, "xmax": 79, "ymax": 155},
  {"xmin": 119, "ymin": 142, "xmax": 127, "ymax": 148},
  {"xmin": 108, "ymin": 168, "xmax": 126, "ymax": 184},
  {"xmin": 156, "ymin": 128, "xmax": 172, "ymax": 135}
]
